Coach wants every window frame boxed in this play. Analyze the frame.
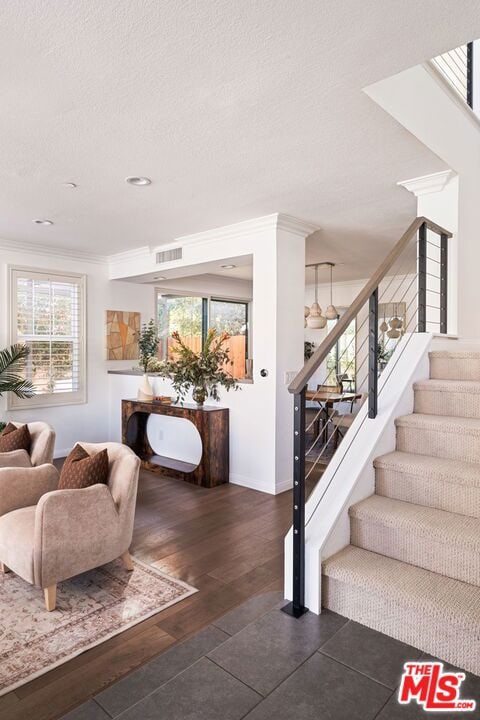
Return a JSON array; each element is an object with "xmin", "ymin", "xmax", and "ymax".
[
  {"xmin": 326, "ymin": 310, "xmax": 357, "ymax": 390},
  {"xmin": 8, "ymin": 265, "xmax": 87, "ymax": 409},
  {"xmin": 155, "ymin": 289, "xmax": 251, "ymax": 373}
]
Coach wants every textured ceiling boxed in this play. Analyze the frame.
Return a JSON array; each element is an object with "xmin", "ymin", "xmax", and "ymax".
[{"xmin": 1, "ymin": 0, "xmax": 479, "ymax": 265}]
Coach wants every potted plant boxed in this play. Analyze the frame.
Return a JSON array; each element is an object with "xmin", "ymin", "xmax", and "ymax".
[
  {"xmin": 137, "ymin": 319, "xmax": 159, "ymax": 400},
  {"xmin": 160, "ymin": 329, "xmax": 239, "ymax": 406},
  {"xmin": 0, "ymin": 344, "xmax": 35, "ymax": 430}
]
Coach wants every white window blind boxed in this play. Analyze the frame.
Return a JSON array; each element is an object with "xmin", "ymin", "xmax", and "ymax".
[{"xmin": 9, "ymin": 267, "xmax": 86, "ymax": 408}]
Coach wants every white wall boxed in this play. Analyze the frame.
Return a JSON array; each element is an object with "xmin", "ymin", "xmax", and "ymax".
[
  {"xmin": 365, "ymin": 63, "xmax": 480, "ymax": 341},
  {"xmin": 0, "ymin": 247, "xmax": 154, "ymax": 456}
]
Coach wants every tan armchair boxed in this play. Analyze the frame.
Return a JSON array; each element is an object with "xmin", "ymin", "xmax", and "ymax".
[
  {"xmin": 0, "ymin": 421, "xmax": 55, "ymax": 469},
  {"xmin": 0, "ymin": 442, "xmax": 140, "ymax": 611}
]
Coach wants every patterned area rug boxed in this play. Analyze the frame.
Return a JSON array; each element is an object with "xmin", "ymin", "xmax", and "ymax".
[{"xmin": 0, "ymin": 558, "xmax": 197, "ymax": 696}]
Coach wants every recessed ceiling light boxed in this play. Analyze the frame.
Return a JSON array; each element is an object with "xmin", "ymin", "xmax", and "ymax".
[
  {"xmin": 126, "ymin": 176, "xmax": 151, "ymax": 186},
  {"xmin": 63, "ymin": 182, "xmax": 77, "ymax": 188},
  {"xmin": 33, "ymin": 219, "xmax": 53, "ymax": 225},
  {"xmin": 153, "ymin": 276, "xmax": 166, "ymax": 281},
  {"xmin": 221, "ymin": 264, "xmax": 236, "ymax": 269}
]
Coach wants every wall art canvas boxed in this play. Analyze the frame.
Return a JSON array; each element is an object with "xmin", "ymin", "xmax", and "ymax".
[{"xmin": 106, "ymin": 310, "xmax": 140, "ymax": 360}]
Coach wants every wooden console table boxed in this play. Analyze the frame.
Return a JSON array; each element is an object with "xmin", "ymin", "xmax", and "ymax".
[{"xmin": 121, "ymin": 399, "xmax": 229, "ymax": 488}]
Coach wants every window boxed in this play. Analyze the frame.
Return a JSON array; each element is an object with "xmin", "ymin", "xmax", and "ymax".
[
  {"xmin": 157, "ymin": 292, "xmax": 249, "ymax": 379},
  {"xmin": 325, "ymin": 313, "xmax": 356, "ymax": 389},
  {"xmin": 9, "ymin": 267, "xmax": 86, "ymax": 408}
]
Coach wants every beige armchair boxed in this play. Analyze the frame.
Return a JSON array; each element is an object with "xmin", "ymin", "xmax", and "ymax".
[
  {"xmin": 0, "ymin": 421, "xmax": 55, "ymax": 469},
  {"xmin": 0, "ymin": 442, "xmax": 140, "ymax": 611}
]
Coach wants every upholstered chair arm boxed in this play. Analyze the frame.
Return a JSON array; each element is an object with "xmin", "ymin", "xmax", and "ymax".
[
  {"xmin": 34, "ymin": 484, "xmax": 122, "ymax": 588},
  {"xmin": 0, "ymin": 464, "xmax": 59, "ymax": 516}
]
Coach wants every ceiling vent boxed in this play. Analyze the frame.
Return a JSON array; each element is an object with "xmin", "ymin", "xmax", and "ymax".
[{"xmin": 156, "ymin": 247, "xmax": 182, "ymax": 264}]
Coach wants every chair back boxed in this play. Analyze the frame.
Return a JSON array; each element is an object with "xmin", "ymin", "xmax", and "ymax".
[
  {"xmin": 13, "ymin": 421, "xmax": 55, "ymax": 466},
  {"xmin": 316, "ymin": 383, "xmax": 342, "ymax": 394},
  {"xmin": 78, "ymin": 442, "xmax": 140, "ymax": 535}
]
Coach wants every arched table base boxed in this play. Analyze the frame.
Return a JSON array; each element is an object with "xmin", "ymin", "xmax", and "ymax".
[{"xmin": 121, "ymin": 399, "xmax": 229, "ymax": 488}]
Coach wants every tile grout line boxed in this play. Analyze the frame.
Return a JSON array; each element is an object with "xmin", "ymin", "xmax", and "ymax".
[
  {"xmin": 205, "ymin": 657, "xmax": 264, "ymax": 700},
  {"xmin": 93, "ymin": 697, "xmax": 114, "ymax": 719},
  {"xmin": 317, "ymin": 648, "xmax": 400, "ymax": 691}
]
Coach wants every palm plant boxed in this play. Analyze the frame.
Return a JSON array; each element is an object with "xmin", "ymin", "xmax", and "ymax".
[{"xmin": 0, "ymin": 344, "xmax": 35, "ymax": 430}]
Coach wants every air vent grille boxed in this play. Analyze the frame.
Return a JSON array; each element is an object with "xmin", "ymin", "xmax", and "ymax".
[{"xmin": 156, "ymin": 247, "xmax": 182, "ymax": 264}]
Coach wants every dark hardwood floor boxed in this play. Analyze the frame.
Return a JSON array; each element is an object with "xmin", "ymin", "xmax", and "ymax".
[{"xmin": 0, "ymin": 468, "xmax": 296, "ymax": 720}]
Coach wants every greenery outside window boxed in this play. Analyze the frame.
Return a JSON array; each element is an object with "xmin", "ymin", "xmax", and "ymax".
[
  {"xmin": 325, "ymin": 312, "xmax": 356, "ymax": 389},
  {"xmin": 157, "ymin": 293, "xmax": 249, "ymax": 379}
]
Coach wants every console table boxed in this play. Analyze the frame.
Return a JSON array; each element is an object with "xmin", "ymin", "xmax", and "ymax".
[{"xmin": 121, "ymin": 399, "xmax": 229, "ymax": 488}]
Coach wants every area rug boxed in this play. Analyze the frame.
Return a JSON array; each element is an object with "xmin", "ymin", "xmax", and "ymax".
[{"xmin": 0, "ymin": 557, "xmax": 197, "ymax": 696}]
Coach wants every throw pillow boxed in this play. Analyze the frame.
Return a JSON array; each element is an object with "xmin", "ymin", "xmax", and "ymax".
[
  {"xmin": 59, "ymin": 444, "xmax": 109, "ymax": 490},
  {"xmin": 0, "ymin": 423, "xmax": 31, "ymax": 454}
]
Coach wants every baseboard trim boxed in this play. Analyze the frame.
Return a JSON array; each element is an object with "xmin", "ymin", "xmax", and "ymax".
[
  {"xmin": 229, "ymin": 473, "xmax": 275, "ymax": 494},
  {"xmin": 229, "ymin": 473, "xmax": 292, "ymax": 495}
]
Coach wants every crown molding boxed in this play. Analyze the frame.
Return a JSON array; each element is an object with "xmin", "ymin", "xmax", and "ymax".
[
  {"xmin": 0, "ymin": 237, "xmax": 107, "ymax": 264},
  {"xmin": 152, "ymin": 213, "xmax": 320, "ymax": 253},
  {"xmin": 397, "ymin": 169, "xmax": 454, "ymax": 197},
  {"xmin": 106, "ymin": 246, "xmax": 151, "ymax": 265}
]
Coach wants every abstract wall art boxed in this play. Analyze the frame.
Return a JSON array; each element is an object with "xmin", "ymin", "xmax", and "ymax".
[{"xmin": 106, "ymin": 310, "xmax": 140, "ymax": 360}]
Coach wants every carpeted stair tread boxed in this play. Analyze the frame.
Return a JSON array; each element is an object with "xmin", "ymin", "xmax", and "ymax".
[
  {"xmin": 395, "ymin": 413, "xmax": 480, "ymax": 434},
  {"xmin": 414, "ymin": 378, "xmax": 480, "ymax": 393},
  {"xmin": 374, "ymin": 451, "xmax": 480, "ymax": 490},
  {"xmin": 429, "ymin": 351, "xmax": 480, "ymax": 359},
  {"xmin": 413, "ymin": 379, "xmax": 480, "ymax": 417},
  {"xmin": 323, "ymin": 545, "xmax": 480, "ymax": 631},
  {"xmin": 349, "ymin": 495, "xmax": 480, "ymax": 550},
  {"xmin": 429, "ymin": 351, "xmax": 480, "ymax": 381}
]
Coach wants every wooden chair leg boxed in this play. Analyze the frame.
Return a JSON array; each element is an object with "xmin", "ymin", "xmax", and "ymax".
[
  {"xmin": 0, "ymin": 562, "xmax": 10, "ymax": 574},
  {"xmin": 120, "ymin": 551, "xmax": 134, "ymax": 571},
  {"xmin": 44, "ymin": 585, "xmax": 56, "ymax": 612}
]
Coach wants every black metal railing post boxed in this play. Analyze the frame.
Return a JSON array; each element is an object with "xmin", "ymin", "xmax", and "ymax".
[
  {"xmin": 467, "ymin": 41, "xmax": 474, "ymax": 109},
  {"xmin": 282, "ymin": 388, "xmax": 308, "ymax": 618},
  {"xmin": 368, "ymin": 288, "xmax": 378, "ymax": 419},
  {"xmin": 440, "ymin": 233, "xmax": 448, "ymax": 334},
  {"xmin": 418, "ymin": 222, "xmax": 427, "ymax": 332}
]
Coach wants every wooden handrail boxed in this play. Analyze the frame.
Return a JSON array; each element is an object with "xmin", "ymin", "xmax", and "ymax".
[{"xmin": 288, "ymin": 216, "xmax": 452, "ymax": 395}]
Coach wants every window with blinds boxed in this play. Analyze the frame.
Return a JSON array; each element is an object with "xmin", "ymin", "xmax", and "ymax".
[{"xmin": 9, "ymin": 268, "xmax": 86, "ymax": 408}]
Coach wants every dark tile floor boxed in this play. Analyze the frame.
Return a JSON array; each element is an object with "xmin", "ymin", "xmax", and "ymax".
[{"xmin": 60, "ymin": 591, "xmax": 480, "ymax": 720}]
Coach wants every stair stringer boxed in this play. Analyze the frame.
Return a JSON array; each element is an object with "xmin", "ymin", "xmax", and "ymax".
[{"xmin": 284, "ymin": 332, "xmax": 432, "ymax": 614}]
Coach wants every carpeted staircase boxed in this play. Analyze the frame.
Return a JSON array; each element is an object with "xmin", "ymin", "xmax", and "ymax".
[{"xmin": 322, "ymin": 350, "xmax": 480, "ymax": 675}]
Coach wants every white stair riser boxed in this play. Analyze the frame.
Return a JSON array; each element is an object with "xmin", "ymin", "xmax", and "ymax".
[
  {"xmin": 414, "ymin": 389, "xmax": 480, "ymax": 418},
  {"xmin": 375, "ymin": 467, "xmax": 480, "ymax": 518},
  {"xmin": 396, "ymin": 425, "xmax": 480, "ymax": 464},
  {"xmin": 351, "ymin": 517, "xmax": 480, "ymax": 587},
  {"xmin": 430, "ymin": 357, "xmax": 480, "ymax": 381},
  {"xmin": 322, "ymin": 576, "xmax": 480, "ymax": 676}
]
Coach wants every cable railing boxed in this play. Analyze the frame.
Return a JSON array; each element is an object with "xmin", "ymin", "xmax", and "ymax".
[
  {"xmin": 282, "ymin": 217, "xmax": 452, "ymax": 618},
  {"xmin": 431, "ymin": 42, "xmax": 473, "ymax": 108}
]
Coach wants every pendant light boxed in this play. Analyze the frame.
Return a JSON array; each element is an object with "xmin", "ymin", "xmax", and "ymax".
[
  {"xmin": 325, "ymin": 263, "xmax": 339, "ymax": 320},
  {"xmin": 307, "ymin": 265, "xmax": 327, "ymax": 329}
]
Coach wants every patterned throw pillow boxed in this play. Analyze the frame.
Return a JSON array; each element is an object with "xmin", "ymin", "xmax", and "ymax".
[
  {"xmin": 59, "ymin": 444, "xmax": 109, "ymax": 490},
  {"xmin": 0, "ymin": 423, "xmax": 31, "ymax": 454}
]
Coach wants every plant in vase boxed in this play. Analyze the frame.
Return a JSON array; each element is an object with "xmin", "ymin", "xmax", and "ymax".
[
  {"xmin": 137, "ymin": 319, "xmax": 159, "ymax": 400},
  {"xmin": 0, "ymin": 344, "xmax": 35, "ymax": 430},
  {"xmin": 159, "ymin": 329, "xmax": 240, "ymax": 406}
]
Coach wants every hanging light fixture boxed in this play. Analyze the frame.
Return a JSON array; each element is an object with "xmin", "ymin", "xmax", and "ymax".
[
  {"xmin": 307, "ymin": 265, "xmax": 327, "ymax": 329},
  {"xmin": 325, "ymin": 262, "xmax": 339, "ymax": 320}
]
